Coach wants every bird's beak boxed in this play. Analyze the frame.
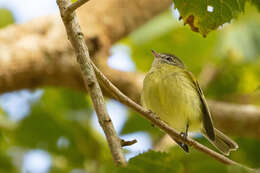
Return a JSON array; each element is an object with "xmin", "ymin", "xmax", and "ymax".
[{"xmin": 151, "ymin": 50, "xmax": 160, "ymax": 59}]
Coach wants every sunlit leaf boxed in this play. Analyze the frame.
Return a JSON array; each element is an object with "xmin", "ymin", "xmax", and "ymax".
[
  {"xmin": 173, "ymin": 0, "xmax": 246, "ymax": 36},
  {"xmin": 114, "ymin": 150, "xmax": 182, "ymax": 173}
]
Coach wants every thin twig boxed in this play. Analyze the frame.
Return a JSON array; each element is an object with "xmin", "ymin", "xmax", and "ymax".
[
  {"xmin": 65, "ymin": 0, "xmax": 90, "ymax": 15},
  {"xmin": 121, "ymin": 139, "xmax": 137, "ymax": 147},
  {"xmin": 91, "ymin": 62, "xmax": 253, "ymax": 171},
  {"xmin": 56, "ymin": 0, "xmax": 126, "ymax": 165}
]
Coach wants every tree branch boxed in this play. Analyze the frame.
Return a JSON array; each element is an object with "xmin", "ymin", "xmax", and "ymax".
[
  {"xmin": 209, "ymin": 100, "xmax": 260, "ymax": 139},
  {"xmin": 65, "ymin": 0, "xmax": 90, "ymax": 15},
  {"xmin": 0, "ymin": 0, "xmax": 170, "ymax": 101},
  {"xmin": 91, "ymin": 61, "xmax": 253, "ymax": 170},
  {"xmin": 56, "ymin": 0, "xmax": 126, "ymax": 165},
  {"xmin": 120, "ymin": 139, "xmax": 137, "ymax": 147}
]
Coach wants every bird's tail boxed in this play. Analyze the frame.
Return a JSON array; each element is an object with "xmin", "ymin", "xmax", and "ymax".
[{"xmin": 203, "ymin": 128, "xmax": 238, "ymax": 156}]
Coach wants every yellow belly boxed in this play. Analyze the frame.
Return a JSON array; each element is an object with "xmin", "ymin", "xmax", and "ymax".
[{"xmin": 141, "ymin": 67, "xmax": 203, "ymax": 132}]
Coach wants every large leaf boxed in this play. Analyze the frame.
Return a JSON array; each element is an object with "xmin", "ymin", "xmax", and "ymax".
[
  {"xmin": 114, "ymin": 137, "xmax": 260, "ymax": 173},
  {"xmin": 173, "ymin": 0, "xmax": 246, "ymax": 36},
  {"xmin": 114, "ymin": 150, "xmax": 182, "ymax": 173}
]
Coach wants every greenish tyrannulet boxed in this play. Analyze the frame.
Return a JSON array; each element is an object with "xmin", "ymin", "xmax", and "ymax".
[{"xmin": 141, "ymin": 50, "xmax": 238, "ymax": 155}]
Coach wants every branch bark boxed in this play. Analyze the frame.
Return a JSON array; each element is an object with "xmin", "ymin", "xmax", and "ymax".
[
  {"xmin": 56, "ymin": 0, "xmax": 126, "ymax": 165},
  {"xmin": 0, "ymin": 0, "xmax": 170, "ymax": 101},
  {"xmin": 209, "ymin": 100, "xmax": 260, "ymax": 139}
]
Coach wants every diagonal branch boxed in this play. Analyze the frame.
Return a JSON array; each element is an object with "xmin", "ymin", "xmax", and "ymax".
[
  {"xmin": 56, "ymin": 0, "xmax": 126, "ymax": 165},
  {"xmin": 91, "ymin": 62, "xmax": 253, "ymax": 171}
]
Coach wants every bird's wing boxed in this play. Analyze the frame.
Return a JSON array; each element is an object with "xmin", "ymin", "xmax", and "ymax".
[{"xmin": 184, "ymin": 70, "xmax": 215, "ymax": 141}]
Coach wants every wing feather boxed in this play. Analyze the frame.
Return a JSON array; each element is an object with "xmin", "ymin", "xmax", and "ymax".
[{"xmin": 184, "ymin": 70, "xmax": 215, "ymax": 141}]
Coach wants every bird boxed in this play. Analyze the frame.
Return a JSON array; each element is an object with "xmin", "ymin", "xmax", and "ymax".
[{"xmin": 141, "ymin": 50, "xmax": 238, "ymax": 155}]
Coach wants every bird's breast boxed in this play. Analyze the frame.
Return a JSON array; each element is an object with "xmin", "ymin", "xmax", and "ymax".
[{"xmin": 141, "ymin": 68, "xmax": 202, "ymax": 132}]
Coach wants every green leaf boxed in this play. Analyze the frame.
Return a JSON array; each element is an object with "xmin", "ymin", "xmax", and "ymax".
[
  {"xmin": 113, "ymin": 137, "xmax": 260, "ymax": 173},
  {"xmin": 114, "ymin": 150, "xmax": 182, "ymax": 173},
  {"xmin": 173, "ymin": 0, "xmax": 246, "ymax": 36},
  {"xmin": 166, "ymin": 138, "xmax": 229, "ymax": 173}
]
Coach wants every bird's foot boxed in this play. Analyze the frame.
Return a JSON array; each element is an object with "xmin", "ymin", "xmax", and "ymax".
[
  {"xmin": 148, "ymin": 109, "xmax": 160, "ymax": 120},
  {"xmin": 179, "ymin": 131, "xmax": 189, "ymax": 152},
  {"xmin": 175, "ymin": 140, "xmax": 189, "ymax": 153},
  {"xmin": 180, "ymin": 122, "xmax": 189, "ymax": 141},
  {"xmin": 147, "ymin": 109, "xmax": 153, "ymax": 114},
  {"xmin": 180, "ymin": 132, "xmax": 188, "ymax": 141},
  {"xmin": 177, "ymin": 122, "xmax": 189, "ymax": 153}
]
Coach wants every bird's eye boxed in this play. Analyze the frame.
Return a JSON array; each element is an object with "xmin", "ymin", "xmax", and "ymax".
[{"xmin": 166, "ymin": 57, "xmax": 173, "ymax": 62}]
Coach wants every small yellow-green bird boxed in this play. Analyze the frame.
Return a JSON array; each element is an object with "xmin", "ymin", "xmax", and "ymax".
[{"xmin": 141, "ymin": 50, "xmax": 238, "ymax": 155}]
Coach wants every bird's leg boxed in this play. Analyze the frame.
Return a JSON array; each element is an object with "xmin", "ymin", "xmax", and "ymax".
[
  {"xmin": 180, "ymin": 121, "xmax": 189, "ymax": 140},
  {"xmin": 176, "ymin": 122, "xmax": 189, "ymax": 153},
  {"xmin": 180, "ymin": 122, "xmax": 189, "ymax": 140},
  {"xmin": 173, "ymin": 139, "xmax": 189, "ymax": 153}
]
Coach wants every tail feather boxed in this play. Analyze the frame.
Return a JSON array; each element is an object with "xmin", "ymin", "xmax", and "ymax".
[{"xmin": 203, "ymin": 128, "xmax": 238, "ymax": 156}]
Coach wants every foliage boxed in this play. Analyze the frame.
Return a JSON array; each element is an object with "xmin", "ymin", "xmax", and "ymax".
[
  {"xmin": 0, "ymin": 88, "xmax": 114, "ymax": 172},
  {"xmin": 0, "ymin": 1, "xmax": 260, "ymax": 173},
  {"xmin": 172, "ymin": 0, "xmax": 260, "ymax": 36},
  {"xmin": 115, "ymin": 138, "xmax": 260, "ymax": 173},
  {"xmin": 114, "ymin": 151, "xmax": 182, "ymax": 173}
]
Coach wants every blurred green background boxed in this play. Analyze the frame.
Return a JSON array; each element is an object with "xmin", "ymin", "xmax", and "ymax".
[{"xmin": 0, "ymin": 1, "xmax": 260, "ymax": 173}]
